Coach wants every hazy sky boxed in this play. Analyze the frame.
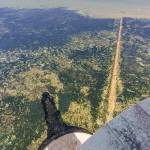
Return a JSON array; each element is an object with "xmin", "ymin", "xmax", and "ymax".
[{"xmin": 0, "ymin": 0, "xmax": 150, "ymax": 18}]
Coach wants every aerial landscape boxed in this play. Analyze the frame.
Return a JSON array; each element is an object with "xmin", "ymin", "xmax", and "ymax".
[{"xmin": 0, "ymin": 0, "xmax": 150, "ymax": 150}]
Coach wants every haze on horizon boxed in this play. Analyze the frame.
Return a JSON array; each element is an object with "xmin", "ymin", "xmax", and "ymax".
[{"xmin": 0, "ymin": 0, "xmax": 150, "ymax": 18}]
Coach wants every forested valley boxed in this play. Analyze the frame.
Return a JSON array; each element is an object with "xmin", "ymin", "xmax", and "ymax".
[
  {"xmin": 0, "ymin": 8, "xmax": 117, "ymax": 149},
  {"xmin": 0, "ymin": 8, "xmax": 149, "ymax": 149}
]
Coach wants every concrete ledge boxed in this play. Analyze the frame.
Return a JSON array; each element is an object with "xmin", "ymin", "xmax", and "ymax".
[{"xmin": 80, "ymin": 98, "xmax": 150, "ymax": 150}]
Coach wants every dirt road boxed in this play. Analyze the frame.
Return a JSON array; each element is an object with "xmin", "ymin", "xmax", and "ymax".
[{"xmin": 106, "ymin": 18, "xmax": 123, "ymax": 122}]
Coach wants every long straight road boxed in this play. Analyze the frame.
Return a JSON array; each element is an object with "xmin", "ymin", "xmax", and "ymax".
[{"xmin": 106, "ymin": 18, "xmax": 123, "ymax": 122}]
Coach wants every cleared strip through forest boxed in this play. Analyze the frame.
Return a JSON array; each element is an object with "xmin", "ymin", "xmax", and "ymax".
[{"xmin": 106, "ymin": 18, "xmax": 123, "ymax": 122}]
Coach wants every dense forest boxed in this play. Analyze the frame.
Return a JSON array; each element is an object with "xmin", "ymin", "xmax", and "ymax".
[{"xmin": 0, "ymin": 8, "xmax": 118, "ymax": 149}]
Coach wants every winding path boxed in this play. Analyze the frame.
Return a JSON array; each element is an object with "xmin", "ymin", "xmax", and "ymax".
[{"xmin": 106, "ymin": 18, "xmax": 123, "ymax": 122}]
